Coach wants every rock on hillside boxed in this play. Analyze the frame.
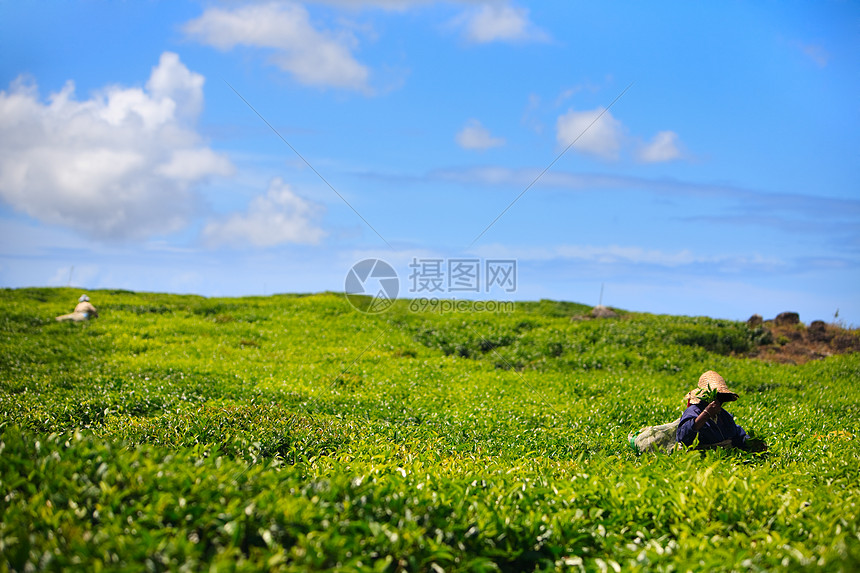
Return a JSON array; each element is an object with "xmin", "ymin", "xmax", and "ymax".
[
  {"xmin": 591, "ymin": 305, "xmax": 618, "ymax": 319},
  {"xmin": 774, "ymin": 312, "xmax": 800, "ymax": 326},
  {"xmin": 746, "ymin": 312, "xmax": 860, "ymax": 364}
]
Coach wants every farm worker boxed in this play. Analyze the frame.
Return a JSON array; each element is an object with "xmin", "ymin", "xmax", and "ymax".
[
  {"xmin": 676, "ymin": 370, "xmax": 766, "ymax": 452},
  {"xmin": 56, "ymin": 294, "xmax": 99, "ymax": 322}
]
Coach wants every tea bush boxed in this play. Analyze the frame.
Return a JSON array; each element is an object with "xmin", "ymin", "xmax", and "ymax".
[{"xmin": 1, "ymin": 287, "xmax": 858, "ymax": 571}]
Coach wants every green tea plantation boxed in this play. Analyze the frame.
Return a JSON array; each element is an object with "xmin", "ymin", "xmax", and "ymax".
[{"xmin": 1, "ymin": 288, "xmax": 858, "ymax": 572}]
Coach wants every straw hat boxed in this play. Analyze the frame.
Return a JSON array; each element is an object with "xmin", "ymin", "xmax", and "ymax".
[{"xmin": 684, "ymin": 370, "xmax": 738, "ymax": 405}]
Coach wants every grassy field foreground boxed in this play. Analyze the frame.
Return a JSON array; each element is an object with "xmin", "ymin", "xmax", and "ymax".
[{"xmin": 1, "ymin": 287, "xmax": 859, "ymax": 572}]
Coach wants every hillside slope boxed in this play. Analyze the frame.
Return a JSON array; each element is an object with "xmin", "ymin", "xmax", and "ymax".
[{"xmin": 1, "ymin": 288, "xmax": 858, "ymax": 571}]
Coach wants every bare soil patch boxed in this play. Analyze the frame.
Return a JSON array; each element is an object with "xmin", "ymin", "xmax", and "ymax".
[{"xmin": 745, "ymin": 317, "xmax": 860, "ymax": 364}]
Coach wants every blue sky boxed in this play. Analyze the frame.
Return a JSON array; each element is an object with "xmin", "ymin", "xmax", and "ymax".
[{"xmin": 1, "ymin": 1, "xmax": 858, "ymax": 324}]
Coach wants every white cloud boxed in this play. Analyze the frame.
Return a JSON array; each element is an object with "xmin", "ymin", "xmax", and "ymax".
[
  {"xmin": 202, "ymin": 178, "xmax": 326, "ymax": 247},
  {"xmin": 555, "ymin": 245, "xmax": 703, "ymax": 267},
  {"xmin": 521, "ymin": 93, "xmax": 543, "ymax": 133},
  {"xmin": 556, "ymin": 107, "xmax": 624, "ymax": 160},
  {"xmin": 797, "ymin": 42, "xmax": 829, "ymax": 67},
  {"xmin": 156, "ymin": 149, "xmax": 234, "ymax": 181},
  {"xmin": 473, "ymin": 243, "xmax": 785, "ymax": 270},
  {"xmin": 637, "ymin": 130, "xmax": 682, "ymax": 163},
  {"xmin": 473, "ymin": 243, "xmax": 698, "ymax": 267},
  {"xmin": 184, "ymin": 2, "xmax": 370, "ymax": 91},
  {"xmin": 455, "ymin": 3, "xmax": 549, "ymax": 44},
  {"xmin": 456, "ymin": 119, "xmax": 505, "ymax": 150},
  {"xmin": 0, "ymin": 52, "xmax": 234, "ymax": 240},
  {"xmin": 304, "ymin": 0, "xmax": 437, "ymax": 8},
  {"xmin": 554, "ymin": 81, "xmax": 601, "ymax": 106},
  {"xmin": 432, "ymin": 165, "xmax": 613, "ymax": 188},
  {"xmin": 146, "ymin": 51, "xmax": 205, "ymax": 119}
]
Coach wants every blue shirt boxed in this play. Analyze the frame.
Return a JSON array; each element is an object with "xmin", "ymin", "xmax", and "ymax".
[{"xmin": 676, "ymin": 402, "xmax": 748, "ymax": 448}]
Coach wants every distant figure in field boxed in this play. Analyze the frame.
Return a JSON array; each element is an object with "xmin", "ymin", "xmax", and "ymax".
[
  {"xmin": 56, "ymin": 294, "xmax": 99, "ymax": 322},
  {"xmin": 676, "ymin": 370, "xmax": 766, "ymax": 452}
]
